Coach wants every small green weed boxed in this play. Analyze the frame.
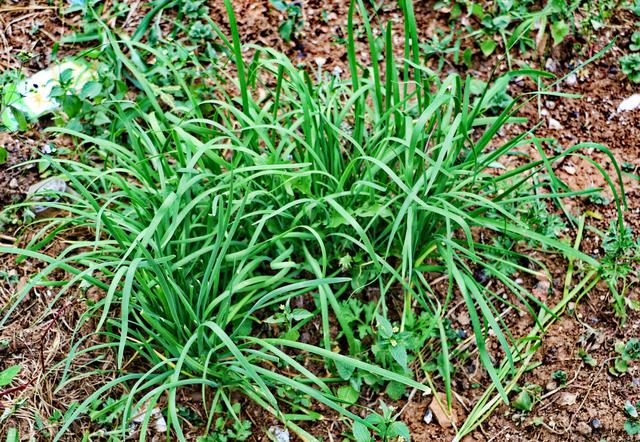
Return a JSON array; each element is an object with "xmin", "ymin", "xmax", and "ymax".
[
  {"xmin": 609, "ymin": 338, "xmax": 640, "ymax": 376},
  {"xmin": 511, "ymin": 383, "xmax": 542, "ymax": 412},
  {"xmin": 621, "ymin": 53, "xmax": 640, "ymax": 82},
  {"xmin": 624, "ymin": 400, "xmax": 640, "ymax": 435},
  {"xmin": 270, "ymin": 0, "xmax": 304, "ymax": 42},
  {"xmin": 352, "ymin": 401, "xmax": 410, "ymax": 442},
  {"xmin": 551, "ymin": 369, "xmax": 567, "ymax": 385}
]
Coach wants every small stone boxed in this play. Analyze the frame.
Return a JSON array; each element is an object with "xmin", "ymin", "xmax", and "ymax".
[
  {"xmin": 548, "ymin": 117, "xmax": 564, "ymax": 130},
  {"xmin": 9, "ymin": 178, "xmax": 18, "ymax": 188},
  {"xmin": 545, "ymin": 58, "xmax": 558, "ymax": 73},
  {"xmin": 42, "ymin": 143, "xmax": 55, "ymax": 154},
  {"xmin": 268, "ymin": 426, "xmax": 290, "ymax": 442},
  {"xmin": 546, "ymin": 100, "xmax": 556, "ymax": 109},
  {"xmin": 591, "ymin": 418, "xmax": 601, "ymax": 429},
  {"xmin": 576, "ymin": 421, "xmax": 592, "ymax": 436},
  {"xmin": 429, "ymin": 393, "xmax": 457, "ymax": 428},
  {"xmin": 563, "ymin": 164, "xmax": 576, "ymax": 175},
  {"xmin": 618, "ymin": 94, "xmax": 640, "ymax": 112},
  {"xmin": 565, "ymin": 73, "xmax": 578, "ymax": 86},
  {"xmin": 457, "ymin": 311, "xmax": 470, "ymax": 326},
  {"xmin": 423, "ymin": 408, "xmax": 433, "ymax": 424},
  {"xmin": 545, "ymin": 381, "xmax": 558, "ymax": 392},
  {"xmin": 559, "ymin": 392, "xmax": 577, "ymax": 407},
  {"xmin": 532, "ymin": 279, "xmax": 551, "ymax": 298}
]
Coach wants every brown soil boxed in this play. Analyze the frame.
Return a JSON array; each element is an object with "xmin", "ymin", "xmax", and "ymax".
[{"xmin": 1, "ymin": 1, "xmax": 639, "ymax": 441}]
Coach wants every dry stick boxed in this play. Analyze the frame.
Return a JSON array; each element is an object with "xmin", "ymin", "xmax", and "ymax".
[
  {"xmin": 0, "ymin": 7, "xmax": 56, "ymax": 13},
  {"xmin": 6, "ymin": 12, "xmax": 39, "ymax": 30},
  {"xmin": 0, "ymin": 233, "xmax": 16, "ymax": 242}
]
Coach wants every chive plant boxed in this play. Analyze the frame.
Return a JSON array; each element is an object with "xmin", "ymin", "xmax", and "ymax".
[{"xmin": 0, "ymin": 0, "xmax": 625, "ymax": 439}]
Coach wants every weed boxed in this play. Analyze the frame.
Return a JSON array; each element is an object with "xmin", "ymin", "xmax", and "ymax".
[
  {"xmin": 609, "ymin": 338, "xmax": 640, "ymax": 376},
  {"xmin": 352, "ymin": 401, "xmax": 410, "ymax": 442},
  {"xmin": 511, "ymin": 383, "xmax": 542, "ymax": 412},
  {"xmin": 270, "ymin": 0, "xmax": 304, "ymax": 42},
  {"xmin": 0, "ymin": 365, "xmax": 21, "ymax": 388},
  {"xmin": 624, "ymin": 400, "xmax": 640, "ymax": 435},
  {"xmin": 551, "ymin": 369, "xmax": 567, "ymax": 385},
  {"xmin": 621, "ymin": 53, "xmax": 640, "ymax": 82},
  {"xmin": 601, "ymin": 222, "xmax": 639, "ymax": 318},
  {"xmin": 197, "ymin": 404, "xmax": 252, "ymax": 442},
  {"xmin": 0, "ymin": 0, "xmax": 628, "ymax": 440}
]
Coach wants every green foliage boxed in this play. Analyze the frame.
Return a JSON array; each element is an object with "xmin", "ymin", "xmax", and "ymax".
[
  {"xmin": 551, "ymin": 369, "xmax": 567, "ymax": 385},
  {"xmin": 511, "ymin": 383, "xmax": 542, "ymax": 412},
  {"xmin": 0, "ymin": 365, "xmax": 21, "ymax": 387},
  {"xmin": 0, "ymin": 0, "xmax": 627, "ymax": 440},
  {"xmin": 609, "ymin": 339, "xmax": 640, "ymax": 376},
  {"xmin": 630, "ymin": 31, "xmax": 640, "ymax": 51},
  {"xmin": 621, "ymin": 53, "xmax": 640, "ymax": 83},
  {"xmin": 352, "ymin": 401, "xmax": 411, "ymax": 442},
  {"xmin": 270, "ymin": 0, "xmax": 304, "ymax": 41},
  {"xmin": 624, "ymin": 401, "xmax": 640, "ymax": 435},
  {"xmin": 197, "ymin": 404, "xmax": 252, "ymax": 442}
]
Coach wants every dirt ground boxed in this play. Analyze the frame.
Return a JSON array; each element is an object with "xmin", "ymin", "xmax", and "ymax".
[{"xmin": 1, "ymin": 1, "xmax": 639, "ymax": 441}]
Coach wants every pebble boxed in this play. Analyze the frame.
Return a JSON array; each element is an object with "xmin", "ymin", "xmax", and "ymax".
[
  {"xmin": 423, "ymin": 408, "xmax": 433, "ymax": 424},
  {"xmin": 565, "ymin": 73, "xmax": 578, "ymax": 86},
  {"xmin": 268, "ymin": 426, "xmax": 290, "ymax": 442},
  {"xmin": 591, "ymin": 418, "xmax": 601, "ymax": 429},
  {"xmin": 563, "ymin": 164, "xmax": 576, "ymax": 175},
  {"xmin": 545, "ymin": 58, "xmax": 558, "ymax": 73},
  {"xmin": 548, "ymin": 117, "xmax": 563, "ymax": 130},
  {"xmin": 533, "ymin": 279, "xmax": 551, "ymax": 297},
  {"xmin": 9, "ymin": 178, "xmax": 18, "ymax": 188},
  {"xmin": 618, "ymin": 94, "xmax": 640, "ymax": 112},
  {"xmin": 576, "ymin": 421, "xmax": 592, "ymax": 436},
  {"xmin": 559, "ymin": 392, "xmax": 577, "ymax": 406},
  {"xmin": 546, "ymin": 100, "xmax": 556, "ymax": 109}
]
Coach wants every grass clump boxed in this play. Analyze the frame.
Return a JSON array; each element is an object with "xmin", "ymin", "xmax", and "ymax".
[{"xmin": 0, "ymin": 0, "xmax": 627, "ymax": 439}]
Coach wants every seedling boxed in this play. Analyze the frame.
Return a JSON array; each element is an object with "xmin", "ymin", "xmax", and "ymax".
[
  {"xmin": 197, "ymin": 404, "xmax": 252, "ymax": 441},
  {"xmin": 609, "ymin": 339, "xmax": 640, "ymax": 376},
  {"xmin": 511, "ymin": 384, "xmax": 542, "ymax": 412},
  {"xmin": 270, "ymin": 0, "xmax": 303, "ymax": 42},
  {"xmin": 552, "ymin": 370, "xmax": 567, "ymax": 385},
  {"xmin": 621, "ymin": 53, "xmax": 640, "ymax": 83},
  {"xmin": 352, "ymin": 401, "xmax": 411, "ymax": 442},
  {"xmin": 624, "ymin": 401, "xmax": 640, "ymax": 435}
]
